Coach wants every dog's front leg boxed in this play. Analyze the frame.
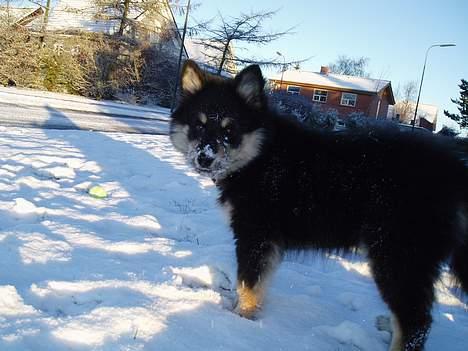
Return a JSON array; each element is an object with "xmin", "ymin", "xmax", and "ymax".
[{"xmin": 234, "ymin": 239, "xmax": 281, "ymax": 319}]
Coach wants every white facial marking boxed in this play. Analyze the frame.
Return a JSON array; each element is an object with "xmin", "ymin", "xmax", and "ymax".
[
  {"xmin": 181, "ymin": 127, "xmax": 264, "ymax": 181},
  {"xmin": 170, "ymin": 123, "xmax": 190, "ymax": 153},
  {"xmin": 225, "ymin": 128, "xmax": 265, "ymax": 174}
]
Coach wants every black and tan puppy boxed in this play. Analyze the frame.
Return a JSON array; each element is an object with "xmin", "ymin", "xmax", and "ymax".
[{"xmin": 170, "ymin": 60, "xmax": 467, "ymax": 351}]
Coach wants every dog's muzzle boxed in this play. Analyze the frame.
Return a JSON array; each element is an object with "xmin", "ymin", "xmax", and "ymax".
[{"xmin": 196, "ymin": 151, "xmax": 215, "ymax": 169}]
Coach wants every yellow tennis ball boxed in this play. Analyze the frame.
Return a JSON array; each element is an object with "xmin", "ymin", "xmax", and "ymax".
[{"xmin": 88, "ymin": 185, "xmax": 108, "ymax": 199}]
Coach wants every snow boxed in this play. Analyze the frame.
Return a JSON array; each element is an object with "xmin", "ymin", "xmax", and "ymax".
[
  {"xmin": 0, "ymin": 87, "xmax": 170, "ymax": 135},
  {"xmin": 0, "ymin": 87, "xmax": 171, "ymax": 121},
  {"xmin": 269, "ymin": 70, "xmax": 391, "ymax": 95},
  {"xmin": 0, "ymin": 126, "xmax": 466, "ymax": 350}
]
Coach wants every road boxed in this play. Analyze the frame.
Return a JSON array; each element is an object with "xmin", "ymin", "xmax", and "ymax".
[{"xmin": 0, "ymin": 87, "xmax": 170, "ymax": 135}]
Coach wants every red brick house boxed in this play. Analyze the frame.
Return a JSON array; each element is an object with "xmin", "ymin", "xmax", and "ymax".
[{"xmin": 269, "ymin": 66, "xmax": 395, "ymax": 119}]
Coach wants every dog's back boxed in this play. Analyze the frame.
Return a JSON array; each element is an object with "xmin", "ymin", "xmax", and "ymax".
[{"xmin": 222, "ymin": 115, "xmax": 467, "ymax": 252}]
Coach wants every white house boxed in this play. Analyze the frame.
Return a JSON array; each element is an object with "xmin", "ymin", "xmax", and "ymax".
[{"xmin": 6, "ymin": 0, "xmax": 181, "ymax": 49}]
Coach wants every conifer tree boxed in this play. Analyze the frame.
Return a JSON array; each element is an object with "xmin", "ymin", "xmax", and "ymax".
[{"xmin": 444, "ymin": 79, "xmax": 468, "ymax": 130}]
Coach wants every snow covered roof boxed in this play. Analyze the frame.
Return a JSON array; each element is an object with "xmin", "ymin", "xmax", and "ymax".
[
  {"xmin": 8, "ymin": 0, "xmax": 178, "ymax": 44},
  {"xmin": 269, "ymin": 70, "xmax": 391, "ymax": 96},
  {"xmin": 184, "ymin": 38, "xmax": 236, "ymax": 77},
  {"xmin": 0, "ymin": 7, "xmax": 40, "ymax": 25},
  {"xmin": 393, "ymin": 101, "xmax": 438, "ymax": 124},
  {"xmin": 409, "ymin": 102, "xmax": 438, "ymax": 123},
  {"xmin": 46, "ymin": 0, "xmax": 118, "ymax": 33}
]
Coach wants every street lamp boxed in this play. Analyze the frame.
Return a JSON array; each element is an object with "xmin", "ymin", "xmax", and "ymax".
[
  {"xmin": 276, "ymin": 51, "xmax": 286, "ymax": 91},
  {"xmin": 411, "ymin": 43, "xmax": 456, "ymax": 131}
]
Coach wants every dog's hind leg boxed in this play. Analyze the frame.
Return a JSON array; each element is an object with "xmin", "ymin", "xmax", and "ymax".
[
  {"xmin": 234, "ymin": 239, "xmax": 282, "ymax": 319},
  {"xmin": 369, "ymin": 246, "xmax": 438, "ymax": 351},
  {"xmin": 450, "ymin": 207, "xmax": 468, "ymax": 294}
]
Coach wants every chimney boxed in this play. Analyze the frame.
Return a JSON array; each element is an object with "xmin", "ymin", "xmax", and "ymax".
[{"xmin": 320, "ymin": 66, "xmax": 330, "ymax": 75}]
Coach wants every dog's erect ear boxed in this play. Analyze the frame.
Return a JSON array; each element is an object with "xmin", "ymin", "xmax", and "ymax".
[
  {"xmin": 235, "ymin": 65, "xmax": 265, "ymax": 108},
  {"xmin": 181, "ymin": 60, "xmax": 205, "ymax": 95}
]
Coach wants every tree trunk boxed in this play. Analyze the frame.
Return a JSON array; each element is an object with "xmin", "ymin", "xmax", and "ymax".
[
  {"xmin": 217, "ymin": 40, "xmax": 231, "ymax": 75},
  {"xmin": 42, "ymin": 0, "xmax": 52, "ymax": 33},
  {"xmin": 6, "ymin": 0, "xmax": 10, "ymax": 25},
  {"xmin": 118, "ymin": 0, "xmax": 131, "ymax": 36}
]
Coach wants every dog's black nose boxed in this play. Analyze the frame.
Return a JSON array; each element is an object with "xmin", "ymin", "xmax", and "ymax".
[{"xmin": 197, "ymin": 152, "xmax": 214, "ymax": 169}]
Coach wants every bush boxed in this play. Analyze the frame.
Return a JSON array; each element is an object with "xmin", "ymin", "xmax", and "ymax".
[
  {"xmin": 0, "ymin": 25, "xmax": 178, "ymax": 106},
  {"xmin": 0, "ymin": 25, "xmax": 42, "ymax": 88},
  {"xmin": 136, "ymin": 43, "xmax": 178, "ymax": 107},
  {"xmin": 437, "ymin": 126, "xmax": 459, "ymax": 137},
  {"xmin": 345, "ymin": 111, "xmax": 398, "ymax": 131},
  {"xmin": 269, "ymin": 91, "xmax": 338, "ymax": 130}
]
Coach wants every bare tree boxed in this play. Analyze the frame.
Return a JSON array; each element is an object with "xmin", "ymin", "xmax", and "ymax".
[
  {"xmin": 195, "ymin": 10, "xmax": 302, "ymax": 75},
  {"xmin": 93, "ymin": 0, "xmax": 169, "ymax": 37},
  {"xmin": 329, "ymin": 55, "xmax": 370, "ymax": 77},
  {"xmin": 118, "ymin": 0, "xmax": 130, "ymax": 35},
  {"xmin": 394, "ymin": 81, "xmax": 417, "ymax": 123}
]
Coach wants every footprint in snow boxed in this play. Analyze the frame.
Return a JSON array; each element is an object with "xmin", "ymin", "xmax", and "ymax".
[{"xmin": 171, "ymin": 265, "xmax": 236, "ymax": 310}]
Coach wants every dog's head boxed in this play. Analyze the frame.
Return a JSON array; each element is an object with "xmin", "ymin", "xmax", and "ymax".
[{"xmin": 170, "ymin": 60, "xmax": 269, "ymax": 180}]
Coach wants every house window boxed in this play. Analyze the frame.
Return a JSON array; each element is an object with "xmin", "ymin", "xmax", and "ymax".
[
  {"xmin": 313, "ymin": 89, "xmax": 328, "ymax": 103},
  {"xmin": 341, "ymin": 93, "xmax": 357, "ymax": 107},
  {"xmin": 287, "ymin": 86, "xmax": 300, "ymax": 95}
]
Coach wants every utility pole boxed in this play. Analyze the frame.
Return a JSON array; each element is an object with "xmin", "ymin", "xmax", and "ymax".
[
  {"xmin": 171, "ymin": 0, "xmax": 191, "ymax": 112},
  {"xmin": 276, "ymin": 51, "xmax": 286, "ymax": 91}
]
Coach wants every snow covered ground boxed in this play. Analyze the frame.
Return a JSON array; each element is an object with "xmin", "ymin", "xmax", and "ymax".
[
  {"xmin": 0, "ymin": 126, "xmax": 466, "ymax": 351},
  {"xmin": 0, "ymin": 87, "xmax": 170, "ymax": 135}
]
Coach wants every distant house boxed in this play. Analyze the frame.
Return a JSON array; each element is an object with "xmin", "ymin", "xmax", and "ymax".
[
  {"xmin": 184, "ymin": 38, "xmax": 237, "ymax": 77},
  {"xmin": 416, "ymin": 103, "xmax": 438, "ymax": 131},
  {"xmin": 4, "ymin": 0, "xmax": 182, "ymax": 50},
  {"xmin": 269, "ymin": 66, "xmax": 395, "ymax": 119},
  {"xmin": 391, "ymin": 101, "xmax": 438, "ymax": 132}
]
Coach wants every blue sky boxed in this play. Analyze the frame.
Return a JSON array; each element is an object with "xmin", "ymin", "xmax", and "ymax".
[{"xmin": 179, "ymin": 0, "xmax": 467, "ymax": 131}]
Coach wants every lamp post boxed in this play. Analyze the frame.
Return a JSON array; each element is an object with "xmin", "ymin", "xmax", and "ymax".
[
  {"xmin": 276, "ymin": 51, "xmax": 286, "ymax": 91},
  {"xmin": 411, "ymin": 43, "xmax": 456, "ymax": 131}
]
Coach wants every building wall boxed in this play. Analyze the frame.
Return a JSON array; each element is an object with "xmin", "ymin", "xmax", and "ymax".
[
  {"xmin": 274, "ymin": 81, "xmax": 392, "ymax": 119},
  {"xmin": 377, "ymin": 88, "xmax": 392, "ymax": 118},
  {"xmin": 419, "ymin": 118, "xmax": 435, "ymax": 131}
]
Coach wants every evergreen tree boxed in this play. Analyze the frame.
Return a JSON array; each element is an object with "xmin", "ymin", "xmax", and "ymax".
[{"xmin": 444, "ymin": 79, "xmax": 468, "ymax": 129}]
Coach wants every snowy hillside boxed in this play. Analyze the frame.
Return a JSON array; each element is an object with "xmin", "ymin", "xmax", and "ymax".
[{"xmin": 0, "ymin": 126, "xmax": 466, "ymax": 350}]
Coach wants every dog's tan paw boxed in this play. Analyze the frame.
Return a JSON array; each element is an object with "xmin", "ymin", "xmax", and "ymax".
[
  {"xmin": 233, "ymin": 303, "xmax": 258, "ymax": 320},
  {"xmin": 235, "ymin": 284, "xmax": 262, "ymax": 320}
]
